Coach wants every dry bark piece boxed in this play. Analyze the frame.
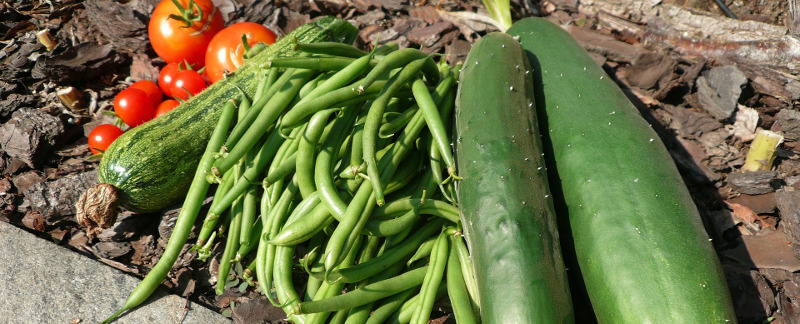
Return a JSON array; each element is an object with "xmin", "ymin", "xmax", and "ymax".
[
  {"xmin": 780, "ymin": 276, "xmax": 800, "ymax": 324},
  {"xmin": 727, "ymin": 170, "xmax": 780, "ymax": 195},
  {"xmin": 723, "ymin": 265, "xmax": 776, "ymax": 323},
  {"xmin": 83, "ymin": 0, "xmax": 153, "ymax": 53},
  {"xmin": 0, "ymin": 108, "xmax": 65, "ymax": 168},
  {"xmin": 775, "ymin": 109, "xmax": 800, "ymax": 142},
  {"xmin": 30, "ymin": 43, "xmax": 125, "ymax": 82},
  {"xmin": 728, "ymin": 193, "xmax": 777, "ymax": 214},
  {"xmin": 777, "ymin": 191, "xmax": 800, "ymax": 259},
  {"xmin": 27, "ymin": 171, "xmax": 97, "ymax": 223}
]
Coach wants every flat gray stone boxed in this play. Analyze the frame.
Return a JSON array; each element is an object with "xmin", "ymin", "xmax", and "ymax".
[
  {"xmin": 0, "ymin": 221, "xmax": 231, "ymax": 324},
  {"xmin": 696, "ymin": 65, "xmax": 748, "ymax": 121}
]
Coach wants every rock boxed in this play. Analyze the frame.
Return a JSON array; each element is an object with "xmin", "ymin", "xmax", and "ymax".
[
  {"xmin": 696, "ymin": 65, "xmax": 748, "ymax": 121},
  {"xmin": 24, "ymin": 171, "xmax": 96, "ymax": 222},
  {"xmin": 0, "ymin": 220, "xmax": 231, "ymax": 324},
  {"xmin": 777, "ymin": 191, "xmax": 800, "ymax": 259},
  {"xmin": 0, "ymin": 108, "xmax": 65, "ymax": 168},
  {"xmin": 728, "ymin": 170, "xmax": 780, "ymax": 195},
  {"xmin": 774, "ymin": 109, "xmax": 800, "ymax": 142}
]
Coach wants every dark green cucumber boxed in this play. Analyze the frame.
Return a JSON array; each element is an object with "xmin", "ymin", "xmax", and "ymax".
[
  {"xmin": 454, "ymin": 32, "xmax": 574, "ymax": 323},
  {"xmin": 508, "ymin": 18, "xmax": 736, "ymax": 322},
  {"xmin": 95, "ymin": 17, "xmax": 358, "ymax": 214}
]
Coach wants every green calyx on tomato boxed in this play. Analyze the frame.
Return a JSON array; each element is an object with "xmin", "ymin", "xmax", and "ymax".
[{"xmin": 148, "ymin": 0, "xmax": 224, "ymax": 68}]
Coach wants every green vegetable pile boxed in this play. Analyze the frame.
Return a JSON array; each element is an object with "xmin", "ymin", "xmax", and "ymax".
[
  {"xmin": 88, "ymin": 11, "xmax": 739, "ymax": 324},
  {"xmin": 98, "ymin": 16, "xmax": 480, "ymax": 324}
]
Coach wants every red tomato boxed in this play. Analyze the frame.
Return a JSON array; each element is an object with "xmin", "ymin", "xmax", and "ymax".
[
  {"xmin": 114, "ymin": 88, "xmax": 155, "ymax": 127},
  {"xmin": 148, "ymin": 0, "xmax": 224, "ymax": 68},
  {"xmin": 158, "ymin": 62, "xmax": 182, "ymax": 98},
  {"xmin": 205, "ymin": 22, "xmax": 277, "ymax": 83},
  {"xmin": 170, "ymin": 69, "xmax": 207, "ymax": 100},
  {"xmin": 88, "ymin": 124, "xmax": 124, "ymax": 154},
  {"xmin": 129, "ymin": 80, "xmax": 162, "ymax": 106},
  {"xmin": 154, "ymin": 99, "xmax": 180, "ymax": 118}
]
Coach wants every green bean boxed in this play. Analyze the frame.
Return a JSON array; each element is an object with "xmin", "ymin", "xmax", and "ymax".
[
  {"xmin": 406, "ymin": 234, "xmax": 436, "ymax": 265},
  {"xmin": 235, "ymin": 214, "xmax": 262, "ymax": 261},
  {"xmin": 298, "ymin": 48, "xmax": 375, "ymax": 106},
  {"xmin": 447, "ymin": 235, "xmax": 480, "ymax": 324},
  {"xmin": 453, "ymin": 232, "xmax": 480, "ymax": 308},
  {"xmin": 298, "ymin": 266, "xmax": 428, "ymax": 315},
  {"xmin": 297, "ymin": 109, "xmax": 335, "ymax": 198},
  {"xmin": 274, "ymin": 244, "xmax": 305, "ymax": 322},
  {"xmin": 215, "ymin": 193, "xmax": 243, "ymax": 295},
  {"xmin": 313, "ymin": 219, "xmax": 444, "ymax": 283},
  {"xmin": 363, "ymin": 204, "xmax": 420, "ymax": 238},
  {"xmin": 224, "ymin": 67, "xmax": 288, "ymax": 149},
  {"xmin": 388, "ymin": 282, "xmax": 447, "ymax": 324},
  {"xmin": 101, "ymin": 100, "xmax": 236, "ymax": 324},
  {"xmin": 303, "ymin": 233, "xmax": 325, "ymax": 301},
  {"xmin": 363, "ymin": 57, "xmax": 431, "ymax": 206},
  {"xmin": 411, "ymin": 77, "xmax": 458, "ymax": 183},
  {"xmin": 259, "ymin": 178, "xmax": 299, "ymax": 307},
  {"xmin": 307, "ymin": 235, "xmax": 363, "ymax": 324},
  {"xmin": 293, "ymin": 38, "xmax": 369, "ymax": 58},
  {"xmin": 195, "ymin": 168, "xmax": 235, "ymax": 249},
  {"xmin": 268, "ymin": 198, "xmax": 334, "ymax": 246},
  {"xmin": 379, "ymin": 105, "xmax": 418, "ymax": 138},
  {"xmin": 410, "ymin": 231, "xmax": 448, "ymax": 324},
  {"xmin": 236, "ymin": 186, "xmax": 259, "ymax": 260},
  {"xmin": 328, "ymin": 309, "xmax": 349, "ymax": 324},
  {"xmin": 269, "ymin": 56, "xmax": 376, "ymax": 71},
  {"xmin": 365, "ymin": 287, "xmax": 417, "ymax": 324},
  {"xmin": 208, "ymin": 128, "xmax": 285, "ymax": 220},
  {"xmin": 215, "ymin": 68, "xmax": 315, "ymax": 175},
  {"xmin": 370, "ymin": 198, "xmax": 459, "ymax": 223},
  {"xmin": 316, "ymin": 105, "xmax": 361, "ymax": 219},
  {"xmin": 280, "ymin": 80, "xmax": 388, "ymax": 131},
  {"xmin": 373, "ymin": 42, "xmax": 399, "ymax": 57},
  {"xmin": 357, "ymin": 48, "xmax": 439, "ymax": 93},
  {"xmin": 383, "ymin": 150, "xmax": 423, "ymax": 196},
  {"xmin": 262, "ymin": 152, "xmax": 295, "ymax": 187}
]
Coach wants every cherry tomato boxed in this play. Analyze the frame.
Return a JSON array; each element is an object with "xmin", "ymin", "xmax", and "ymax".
[
  {"xmin": 88, "ymin": 124, "xmax": 124, "ymax": 154},
  {"xmin": 170, "ymin": 69, "xmax": 207, "ymax": 100},
  {"xmin": 129, "ymin": 80, "xmax": 162, "ymax": 106},
  {"xmin": 205, "ymin": 22, "xmax": 277, "ymax": 83},
  {"xmin": 154, "ymin": 99, "xmax": 180, "ymax": 118},
  {"xmin": 158, "ymin": 62, "xmax": 182, "ymax": 98},
  {"xmin": 114, "ymin": 88, "xmax": 155, "ymax": 127},
  {"xmin": 148, "ymin": 0, "xmax": 224, "ymax": 68}
]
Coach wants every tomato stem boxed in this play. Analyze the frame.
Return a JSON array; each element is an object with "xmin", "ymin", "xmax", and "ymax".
[{"xmin": 167, "ymin": 0, "xmax": 205, "ymax": 29}]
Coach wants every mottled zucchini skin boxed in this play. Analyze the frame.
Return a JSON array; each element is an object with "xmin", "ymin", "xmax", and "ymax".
[
  {"xmin": 508, "ymin": 17, "xmax": 736, "ymax": 323},
  {"xmin": 98, "ymin": 17, "xmax": 359, "ymax": 213},
  {"xmin": 455, "ymin": 32, "xmax": 574, "ymax": 324}
]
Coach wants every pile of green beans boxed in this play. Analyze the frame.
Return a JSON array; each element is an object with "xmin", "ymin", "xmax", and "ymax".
[{"xmin": 180, "ymin": 42, "xmax": 481, "ymax": 323}]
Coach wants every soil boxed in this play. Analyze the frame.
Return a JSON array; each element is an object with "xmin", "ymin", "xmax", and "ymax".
[{"xmin": 2, "ymin": 0, "xmax": 800, "ymax": 323}]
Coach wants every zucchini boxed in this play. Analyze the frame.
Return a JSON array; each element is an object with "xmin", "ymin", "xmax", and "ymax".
[
  {"xmin": 507, "ymin": 18, "xmax": 736, "ymax": 322},
  {"xmin": 454, "ymin": 32, "xmax": 574, "ymax": 323},
  {"xmin": 77, "ymin": 17, "xmax": 358, "ymax": 233}
]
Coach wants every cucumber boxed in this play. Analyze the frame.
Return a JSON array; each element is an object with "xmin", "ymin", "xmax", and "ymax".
[
  {"xmin": 507, "ymin": 18, "xmax": 736, "ymax": 322},
  {"xmin": 454, "ymin": 32, "xmax": 574, "ymax": 323},
  {"xmin": 78, "ymin": 17, "xmax": 358, "ymax": 229}
]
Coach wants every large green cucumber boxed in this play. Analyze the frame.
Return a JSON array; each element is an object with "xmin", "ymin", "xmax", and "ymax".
[
  {"xmin": 96, "ymin": 17, "xmax": 358, "ymax": 214},
  {"xmin": 508, "ymin": 18, "xmax": 736, "ymax": 322},
  {"xmin": 454, "ymin": 32, "xmax": 574, "ymax": 323}
]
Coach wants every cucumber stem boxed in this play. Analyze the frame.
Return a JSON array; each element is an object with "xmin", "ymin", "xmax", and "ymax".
[
  {"xmin": 76, "ymin": 183, "xmax": 121, "ymax": 238},
  {"xmin": 742, "ymin": 129, "xmax": 784, "ymax": 172}
]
